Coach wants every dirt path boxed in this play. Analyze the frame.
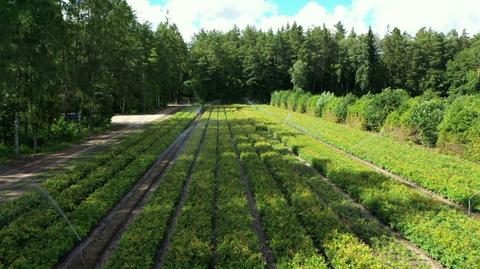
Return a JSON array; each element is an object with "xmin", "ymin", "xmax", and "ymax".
[{"xmin": 0, "ymin": 106, "xmax": 180, "ymax": 202}]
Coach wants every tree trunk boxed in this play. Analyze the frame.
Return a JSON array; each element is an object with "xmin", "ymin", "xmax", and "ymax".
[
  {"xmin": 77, "ymin": 111, "xmax": 82, "ymax": 136},
  {"xmin": 142, "ymin": 72, "xmax": 146, "ymax": 113},
  {"xmin": 14, "ymin": 112, "xmax": 20, "ymax": 159},
  {"xmin": 33, "ymin": 124, "xmax": 38, "ymax": 154},
  {"xmin": 88, "ymin": 109, "xmax": 93, "ymax": 130},
  {"xmin": 23, "ymin": 113, "xmax": 28, "ymax": 142}
]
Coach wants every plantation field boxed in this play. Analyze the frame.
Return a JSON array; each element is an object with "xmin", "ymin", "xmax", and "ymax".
[
  {"xmin": 1, "ymin": 105, "xmax": 478, "ymax": 269},
  {"xmin": 258, "ymin": 104, "xmax": 480, "ymax": 211}
]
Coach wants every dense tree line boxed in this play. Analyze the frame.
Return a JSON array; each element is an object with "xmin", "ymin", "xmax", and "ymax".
[
  {"xmin": 0, "ymin": 0, "xmax": 187, "ymax": 156},
  {"xmin": 189, "ymin": 23, "xmax": 479, "ymax": 101},
  {"xmin": 1, "ymin": 0, "xmax": 479, "ymax": 158}
]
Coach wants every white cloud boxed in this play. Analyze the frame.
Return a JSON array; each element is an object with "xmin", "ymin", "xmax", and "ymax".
[
  {"xmin": 127, "ymin": 0, "xmax": 277, "ymax": 40},
  {"xmin": 127, "ymin": 0, "xmax": 480, "ymax": 41},
  {"xmin": 259, "ymin": 1, "xmax": 368, "ymax": 33},
  {"xmin": 360, "ymin": 0, "xmax": 480, "ymax": 35},
  {"xmin": 126, "ymin": 0, "xmax": 165, "ymax": 28}
]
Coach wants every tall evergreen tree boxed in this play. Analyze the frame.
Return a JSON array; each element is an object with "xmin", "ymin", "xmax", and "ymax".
[
  {"xmin": 381, "ymin": 27, "xmax": 412, "ymax": 91},
  {"xmin": 355, "ymin": 27, "xmax": 382, "ymax": 94}
]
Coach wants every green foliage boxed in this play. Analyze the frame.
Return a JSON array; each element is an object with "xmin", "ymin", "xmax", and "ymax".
[
  {"xmin": 216, "ymin": 115, "xmax": 264, "ymax": 268},
  {"xmin": 362, "ymin": 89, "xmax": 409, "ymax": 131},
  {"xmin": 0, "ymin": 1, "xmax": 187, "ymax": 160},
  {"xmin": 355, "ymin": 27, "xmax": 383, "ymax": 95},
  {"xmin": 323, "ymin": 94, "xmax": 357, "ymax": 123},
  {"xmin": 296, "ymin": 92, "xmax": 312, "ymax": 113},
  {"xmin": 262, "ymin": 104, "xmax": 480, "ymax": 210},
  {"xmin": 381, "ymin": 28, "xmax": 410, "ymax": 91},
  {"xmin": 48, "ymin": 117, "xmax": 81, "ymax": 141},
  {"xmin": 325, "ymin": 233, "xmax": 383, "ymax": 269},
  {"xmin": 290, "ymin": 60, "xmax": 309, "ymax": 90},
  {"xmin": 314, "ymin": 92, "xmax": 335, "ymax": 117},
  {"xmin": 346, "ymin": 94, "xmax": 373, "ymax": 129},
  {"xmin": 251, "ymin": 128, "xmax": 402, "ymax": 268},
  {"xmin": 306, "ymin": 95, "xmax": 320, "ymax": 115},
  {"xmin": 279, "ymin": 90, "xmax": 291, "ymax": 109},
  {"xmin": 232, "ymin": 118, "xmax": 327, "ymax": 268},
  {"xmin": 163, "ymin": 115, "xmax": 217, "ymax": 268},
  {"xmin": 104, "ymin": 113, "xmax": 207, "ymax": 269},
  {"xmin": 287, "ymin": 88, "xmax": 305, "ymax": 111},
  {"xmin": 298, "ymin": 27, "xmax": 338, "ymax": 92},
  {"xmin": 251, "ymin": 108, "xmax": 480, "ymax": 268},
  {"xmin": 446, "ymin": 39, "xmax": 480, "ymax": 95},
  {"xmin": 383, "ymin": 91, "xmax": 447, "ymax": 146},
  {"xmin": 409, "ymin": 99, "xmax": 447, "ymax": 146},
  {"xmin": 0, "ymin": 112, "xmax": 196, "ymax": 267},
  {"xmin": 322, "ymin": 96, "xmax": 342, "ymax": 121},
  {"xmin": 270, "ymin": 91, "xmax": 282, "ymax": 106},
  {"xmin": 383, "ymin": 97, "xmax": 420, "ymax": 139},
  {"xmin": 438, "ymin": 95, "xmax": 480, "ymax": 160}
]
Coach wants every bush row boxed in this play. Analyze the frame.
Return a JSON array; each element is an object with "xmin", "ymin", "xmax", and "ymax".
[
  {"xmin": 228, "ymin": 111, "xmax": 327, "ymax": 269},
  {"xmin": 0, "ymin": 111, "xmax": 197, "ymax": 268},
  {"xmin": 248, "ymin": 109, "xmax": 480, "ymax": 269},
  {"xmin": 0, "ymin": 113, "xmax": 191, "ymax": 234},
  {"xmin": 0, "ymin": 112, "xmax": 188, "ymax": 230},
  {"xmin": 271, "ymin": 89, "xmax": 480, "ymax": 161},
  {"xmin": 215, "ymin": 110, "xmax": 265, "ymax": 267},
  {"xmin": 246, "ymin": 121, "xmax": 430, "ymax": 268},
  {"xmin": 260, "ymin": 104, "xmax": 480, "ymax": 211},
  {"xmin": 246, "ymin": 127, "xmax": 395, "ymax": 267},
  {"xmin": 162, "ymin": 112, "xmax": 217, "ymax": 267},
  {"xmin": 103, "ymin": 112, "xmax": 210, "ymax": 269}
]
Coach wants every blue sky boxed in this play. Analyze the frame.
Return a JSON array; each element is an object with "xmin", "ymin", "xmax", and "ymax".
[
  {"xmin": 275, "ymin": 0, "xmax": 350, "ymax": 15},
  {"xmin": 128, "ymin": 0, "xmax": 480, "ymax": 41},
  {"xmin": 150, "ymin": 0, "xmax": 352, "ymax": 15}
]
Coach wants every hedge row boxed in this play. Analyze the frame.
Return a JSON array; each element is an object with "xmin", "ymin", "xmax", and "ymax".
[
  {"xmin": 271, "ymin": 89, "xmax": 480, "ymax": 161},
  {"xmin": 260, "ymin": 104, "xmax": 480, "ymax": 212},
  {"xmin": 247, "ymin": 108, "xmax": 480, "ymax": 269}
]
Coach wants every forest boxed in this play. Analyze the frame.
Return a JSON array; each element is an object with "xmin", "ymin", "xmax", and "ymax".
[{"xmin": 1, "ymin": 0, "xmax": 479, "ymax": 158}]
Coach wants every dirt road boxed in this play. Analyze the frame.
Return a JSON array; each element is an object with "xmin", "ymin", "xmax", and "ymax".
[{"xmin": 0, "ymin": 106, "xmax": 180, "ymax": 202}]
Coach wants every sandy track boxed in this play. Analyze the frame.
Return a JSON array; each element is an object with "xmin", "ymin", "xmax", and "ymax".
[{"xmin": 0, "ymin": 106, "xmax": 180, "ymax": 202}]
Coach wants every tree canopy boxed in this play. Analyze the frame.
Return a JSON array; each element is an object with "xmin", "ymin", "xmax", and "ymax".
[{"xmin": 1, "ymin": 0, "xmax": 479, "ymax": 155}]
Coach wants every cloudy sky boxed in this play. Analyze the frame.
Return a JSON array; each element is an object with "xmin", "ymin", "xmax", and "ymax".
[{"xmin": 126, "ymin": 0, "xmax": 480, "ymax": 41}]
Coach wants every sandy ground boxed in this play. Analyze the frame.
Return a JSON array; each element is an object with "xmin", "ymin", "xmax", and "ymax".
[{"xmin": 0, "ymin": 106, "xmax": 180, "ymax": 202}]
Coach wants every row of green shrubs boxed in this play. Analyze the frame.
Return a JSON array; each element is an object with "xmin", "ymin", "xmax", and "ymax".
[{"xmin": 270, "ymin": 88, "xmax": 480, "ymax": 161}]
